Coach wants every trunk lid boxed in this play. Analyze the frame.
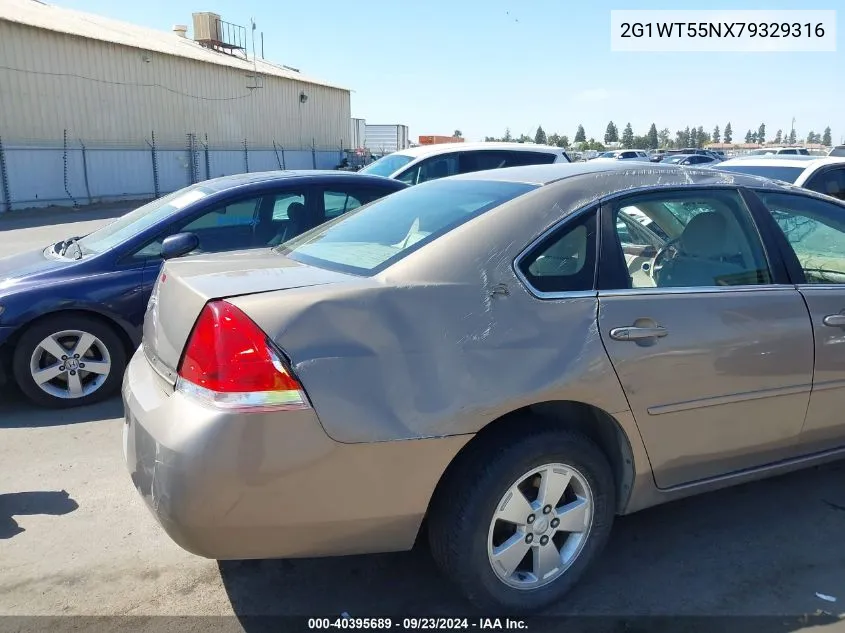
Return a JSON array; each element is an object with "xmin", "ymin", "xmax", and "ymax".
[{"xmin": 142, "ymin": 248, "xmax": 353, "ymax": 383}]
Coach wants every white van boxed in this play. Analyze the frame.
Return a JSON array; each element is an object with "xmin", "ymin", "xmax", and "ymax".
[{"xmin": 359, "ymin": 142, "xmax": 571, "ymax": 185}]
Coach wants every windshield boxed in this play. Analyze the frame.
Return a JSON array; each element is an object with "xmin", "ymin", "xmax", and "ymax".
[
  {"xmin": 662, "ymin": 156, "xmax": 688, "ymax": 164},
  {"xmin": 78, "ymin": 185, "xmax": 213, "ymax": 255},
  {"xmin": 359, "ymin": 154, "xmax": 414, "ymax": 178},
  {"xmin": 715, "ymin": 165, "xmax": 805, "ymax": 184},
  {"xmin": 277, "ymin": 179, "xmax": 536, "ymax": 275},
  {"xmin": 597, "ymin": 152, "xmax": 617, "ymax": 158}
]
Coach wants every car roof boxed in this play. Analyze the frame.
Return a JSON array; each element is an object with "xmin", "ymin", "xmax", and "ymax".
[
  {"xmin": 390, "ymin": 142, "xmax": 568, "ymax": 160},
  {"xmin": 446, "ymin": 160, "xmax": 795, "ymax": 190},
  {"xmin": 197, "ymin": 170, "xmax": 402, "ymax": 192},
  {"xmin": 717, "ymin": 156, "xmax": 845, "ymax": 169}
]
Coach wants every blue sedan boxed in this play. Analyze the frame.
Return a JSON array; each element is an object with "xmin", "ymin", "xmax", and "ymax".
[{"xmin": 0, "ymin": 171, "xmax": 407, "ymax": 408}]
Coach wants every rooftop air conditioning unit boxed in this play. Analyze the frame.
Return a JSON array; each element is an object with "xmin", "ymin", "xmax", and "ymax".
[{"xmin": 192, "ymin": 12, "xmax": 223, "ymax": 43}]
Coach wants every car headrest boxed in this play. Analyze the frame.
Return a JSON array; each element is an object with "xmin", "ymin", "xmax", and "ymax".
[
  {"xmin": 287, "ymin": 202, "xmax": 306, "ymax": 224},
  {"xmin": 680, "ymin": 212, "xmax": 728, "ymax": 258}
]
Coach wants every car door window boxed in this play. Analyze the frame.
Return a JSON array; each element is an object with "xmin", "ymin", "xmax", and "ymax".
[
  {"xmin": 272, "ymin": 193, "xmax": 305, "ymax": 221},
  {"xmin": 182, "ymin": 199, "xmax": 258, "ymax": 230},
  {"xmin": 609, "ymin": 190, "xmax": 772, "ymax": 289},
  {"xmin": 322, "ymin": 188, "xmax": 388, "ymax": 220},
  {"xmin": 265, "ymin": 190, "xmax": 310, "ymax": 246},
  {"xmin": 458, "ymin": 151, "xmax": 508, "ymax": 174},
  {"xmin": 804, "ymin": 168, "xmax": 845, "ymax": 201},
  {"xmin": 756, "ymin": 191, "xmax": 845, "ymax": 284},
  {"xmin": 398, "ymin": 155, "xmax": 459, "ymax": 185},
  {"xmin": 417, "ymin": 155, "xmax": 459, "ymax": 183},
  {"xmin": 518, "ymin": 210, "xmax": 597, "ymax": 294},
  {"xmin": 130, "ymin": 197, "xmax": 264, "ymax": 259}
]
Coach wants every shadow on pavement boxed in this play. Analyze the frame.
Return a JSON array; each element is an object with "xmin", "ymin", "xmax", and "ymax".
[
  {"xmin": 0, "ymin": 490, "xmax": 79, "ymax": 539},
  {"xmin": 219, "ymin": 461, "xmax": 845, "ymax": 627},
  {"xmin": 0, "ymin": 390, "xmax": 123, "ymax": 428},
  {"xmin": 219, "ymin": 544, "xmax": 475, "ymax": 620}
]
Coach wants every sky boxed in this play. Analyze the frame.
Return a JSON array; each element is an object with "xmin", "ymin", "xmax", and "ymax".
[{"xmin": 53, "ymin": 0, "xmax": 844, "ymax": 145}]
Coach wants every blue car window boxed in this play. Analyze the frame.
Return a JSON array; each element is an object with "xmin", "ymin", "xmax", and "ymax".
[{"xmin": 79, "ymin": 186, "xmax": 213, "ymax": 255}]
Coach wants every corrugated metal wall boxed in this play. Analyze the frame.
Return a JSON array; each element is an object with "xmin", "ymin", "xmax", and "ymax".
[
  {"xmin": 0, "ymin": 21, "xmax": 351, "ymax": 147},
  {"xmin": 0, "ymin": 20, "xmax": 353, "ymax": 210},
  {"xmin": 364, "ymin": 124, "xmax": 410, "ymax": 155},
  {"xmin": 350, "ymin": 118, "xmax": 367, "ymax": 149}
]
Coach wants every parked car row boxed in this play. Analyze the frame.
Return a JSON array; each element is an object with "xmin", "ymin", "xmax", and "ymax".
[
  {"xmin": 6, "ymin": 144, "xmax": 845, "ymax": 612},
  {"xmin": 590, "ymin": 148, "xmax": 723, "ymax": 166},
  {"xmin": 713, "ymin": 155, "xmax": 845, "ymax": 200}
]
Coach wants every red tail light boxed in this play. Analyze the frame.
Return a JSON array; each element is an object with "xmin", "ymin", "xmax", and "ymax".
[{"xmin": 176, "ymin": 300, "xmax": 309, "ymax": 411}]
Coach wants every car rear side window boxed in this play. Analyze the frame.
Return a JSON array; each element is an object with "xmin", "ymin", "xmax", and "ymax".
[
  {"xmin": 518, "ymin": 210, "xmax": 598, "ymax": 295},
  {"xmin": 503, "ymin": 151, "xmax": 558, "ymax": 166},
  {"xmin": 756, "ymin": 191, "xmax": 845, "ymax": 284},
  {"xmin": 278, "ymin": 180, "xmax": 536, "ymax": 276}
]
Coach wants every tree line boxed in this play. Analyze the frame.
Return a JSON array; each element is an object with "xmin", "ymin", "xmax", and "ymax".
[{"xmin": 484, "ymin": 122, "xmax": 834, "ymax": 151}]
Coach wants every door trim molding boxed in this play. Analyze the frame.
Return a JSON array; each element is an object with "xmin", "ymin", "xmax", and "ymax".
[
  {"xmin": 647, "ymin": 383, "xmax": 813, "ymax": 416},
  {"xmin": 810, "ymin": 379, "xmax": 845, "ymax": 393},
  {"xmin": 599, "ymin": 284, "xmax": 798, "ymax": 299}
]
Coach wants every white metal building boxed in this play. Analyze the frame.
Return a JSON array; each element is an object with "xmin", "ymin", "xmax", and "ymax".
[
  {"xmin": 364, "ymin": 124, "xmax": 410, "ymax": 155},
  {"xmin": 0, "ymin": 0, "xmax": 351, "ymax": 147},
  {"xmin": 349, "ymin": 119, "xmax": 410, "ymax": 155},
  {"xmin": 0, "ymin": 0, "xmax": 354, "ymax": 209}
]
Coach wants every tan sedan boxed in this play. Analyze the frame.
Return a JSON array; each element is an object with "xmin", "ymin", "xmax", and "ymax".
[{"xmin": 124, "ymin": 162, "xmax": 845, "ymax": 611}]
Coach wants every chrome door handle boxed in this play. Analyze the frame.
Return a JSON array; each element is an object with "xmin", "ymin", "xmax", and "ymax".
[
  {"xmin": 609, "ymin": 325, "xmax": 668, "ymax": 341},
  {"xmin": 823, "ymin": 314, "xmax": 845, "ymax": 327}
]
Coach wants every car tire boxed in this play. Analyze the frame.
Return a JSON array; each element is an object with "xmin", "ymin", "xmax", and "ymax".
[
  {"xmin": 12, "ymin": 314, "xmax": 127, "ymax": 408},
  {"xmin": 428, "ymin": 425, "xmax": 615, "ymax": 613}
]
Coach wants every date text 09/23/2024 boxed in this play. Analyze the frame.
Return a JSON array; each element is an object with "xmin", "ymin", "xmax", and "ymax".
[{"xmin": 308, "ymin": 618, "xmax": 528, "ymax": 630}]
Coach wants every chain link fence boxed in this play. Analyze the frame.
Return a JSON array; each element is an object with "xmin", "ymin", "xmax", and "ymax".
[{"xmin": 0, "ymin": 131, "xmax": 348, "ymax": 213}]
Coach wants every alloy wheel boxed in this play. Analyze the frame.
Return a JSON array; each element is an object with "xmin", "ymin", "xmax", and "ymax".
[
  {"xmin": 487, "ymin": 462, "xmax": 593, "ymax": 589},
  {"xmin": 29, "ymin": 329, "xmax": 112, "ymax": 400}
]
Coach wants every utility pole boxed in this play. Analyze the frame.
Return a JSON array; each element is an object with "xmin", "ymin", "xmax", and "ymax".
[{"xmin": 791, "ymin": 117, "xmax": 796, "ymax": 144}]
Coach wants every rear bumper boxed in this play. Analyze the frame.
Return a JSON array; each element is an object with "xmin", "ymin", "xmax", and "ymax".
[{"xmin": 122, "ymin": 348, "xmax": 470, "ymax": 560}]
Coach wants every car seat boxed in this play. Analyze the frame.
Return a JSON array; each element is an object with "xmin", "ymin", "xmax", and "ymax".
[
  {"xmin": 656, "ymin": 212, "xmax": 745, "ymax": 287},
  {"xmin": 270, "ymin": 202, "xmax": 308, "ymax": 245}
]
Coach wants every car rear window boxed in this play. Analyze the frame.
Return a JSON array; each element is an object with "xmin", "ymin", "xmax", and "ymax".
[
  {"xmin": 715, "ymin": 165, "xmax": 805, "ymax": 184},
  {"xmin": 277, "ymin": 180, "xmax": 536, "ymax": 275}
]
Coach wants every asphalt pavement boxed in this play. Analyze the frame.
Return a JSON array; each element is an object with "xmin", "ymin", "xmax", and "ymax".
[{"xmin": 2, "ymin": 205, "xmax": 845, "ymax": 629}]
